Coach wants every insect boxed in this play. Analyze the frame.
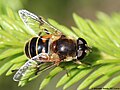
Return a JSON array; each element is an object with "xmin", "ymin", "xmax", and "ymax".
[{"xmin": 13, "ymin": 9, "xmax": 90, "ymax": 81}]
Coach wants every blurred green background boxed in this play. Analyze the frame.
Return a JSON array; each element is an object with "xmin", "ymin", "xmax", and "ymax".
[{"xmin": 0, "ymin": 0, "xmax": 120, "ymax": 90}]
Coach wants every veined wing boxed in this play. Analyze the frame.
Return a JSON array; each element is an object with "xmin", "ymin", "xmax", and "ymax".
[
  {"xmin": 18, "ymin": 9, "xmax": 62, "ymax": 36},
  {"xmin": 13, "ymin": 59, "xmax": 56, "ymax": 81},
  {"xmin": 13, "ymin": 59, "xmax": 38, "ymax": 81}
]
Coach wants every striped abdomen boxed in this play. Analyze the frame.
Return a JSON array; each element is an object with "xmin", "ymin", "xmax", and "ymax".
[{"xmin": 25, "ymin": 36, "xmax": 50, "ymax": 59}]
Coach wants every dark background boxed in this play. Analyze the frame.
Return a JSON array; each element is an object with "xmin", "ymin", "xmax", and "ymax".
[{"xmin": 23, "ymin": 0, "xmax": 120, "ymax": 27}]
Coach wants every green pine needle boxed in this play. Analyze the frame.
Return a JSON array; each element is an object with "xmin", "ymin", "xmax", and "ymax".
[{"xmin": 0, "ymin": 8, "xmax": 120, "ymax": 90}]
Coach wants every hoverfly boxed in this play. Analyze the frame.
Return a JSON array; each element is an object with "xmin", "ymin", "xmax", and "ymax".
[{"xmin": 13, "ymin": 10, "xmax": 90, "ymax": 81}]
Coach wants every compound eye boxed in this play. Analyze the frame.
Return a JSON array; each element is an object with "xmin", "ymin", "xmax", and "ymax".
[
  {"xmin": 77, "ymin": 50, "xmax": 86, "ymax": 60},
  {"xmin": 77, "ymin": 38, "xmax": 87, "ymax": 45},
  {"xmin": 76, "ymin": 38, "xmax": 88, "ymax": 60},
  {"xmin": 77, "ymin": 50, "xmax": 83, "ymax": 58}
]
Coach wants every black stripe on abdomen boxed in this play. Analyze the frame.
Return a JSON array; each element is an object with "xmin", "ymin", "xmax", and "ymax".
[
  {"xmin": 37, "ymin": 37, "xmax": 49, "ymax": 54},
  {"xmin": 29, "ymin": 37, "xmax": 38, "ymax": 57}
]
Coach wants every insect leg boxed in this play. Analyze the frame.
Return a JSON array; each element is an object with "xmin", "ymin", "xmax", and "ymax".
[
  {"xmin": 74, "ymin": 60, "xmax": 91, "ymax": 67},
  {"xmin": 44, "ymin": 29, "xmax": 50, "ymax": 34},
  {"xmin": 35, "ymin": 63, "xmax": 56, "ymax": 75},
  {"xmin": 38, "ymin": 29, "xmax": 50, "ymax": 36},
  {"xmin": 38, "ymin": 32, "xmax": 42, "ymax": 36}
]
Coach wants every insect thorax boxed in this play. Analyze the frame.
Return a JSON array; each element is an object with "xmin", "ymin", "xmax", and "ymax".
[{"xmin": 51, "ymin": 36, "xmax": 76, "ymax": 60}]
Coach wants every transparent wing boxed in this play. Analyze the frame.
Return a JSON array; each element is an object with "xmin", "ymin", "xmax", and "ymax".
[
  {"xmin": 13, "ymin": 59, "xmax": 37, "ymax": 81},
  {"xmin": 18, "ymin": 9, "xmax": 62, "ymax": 35},
  {"xmin": 13, "ymin": 60, "xmax": 56, "ymax": 81}
]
